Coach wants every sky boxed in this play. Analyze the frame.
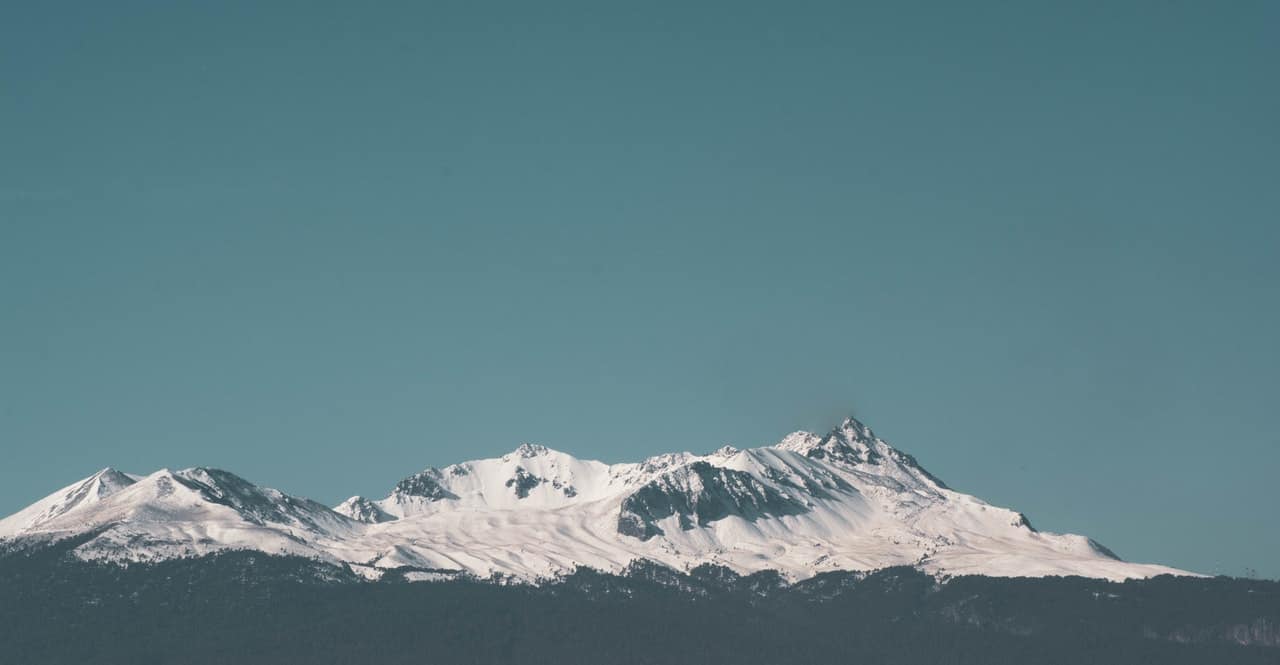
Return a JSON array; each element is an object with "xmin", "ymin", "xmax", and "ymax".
[{"xmin": 2, "ymin": 1, "xmax": 1277, "ymax": 578}]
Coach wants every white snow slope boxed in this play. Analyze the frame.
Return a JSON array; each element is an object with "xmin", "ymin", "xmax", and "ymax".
[{"xmin": 0, "ymin": 418, "xmax": 1193, "ymax": 582}]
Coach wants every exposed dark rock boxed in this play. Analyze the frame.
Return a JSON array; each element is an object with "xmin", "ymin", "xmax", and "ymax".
[
  {"xmin": 617, "ymin": 462, "xmax": 810, "ymax": 540},
  {"xmin": 506, "ymin": 467, "xmax": 544, "ymax": 498},
  {"xmin": 393, "ymin": 470, "xmax": 459, "ymax": 501}
]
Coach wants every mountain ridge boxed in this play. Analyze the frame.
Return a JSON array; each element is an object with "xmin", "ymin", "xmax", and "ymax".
[{"xmin": 0, "ymin": 416, "xmax": 1194, "ymax": 582}]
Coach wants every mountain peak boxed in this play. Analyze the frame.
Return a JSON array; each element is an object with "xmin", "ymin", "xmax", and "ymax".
[
  {"xmin": 773, "ymin": 417, "xmax": 947, "ymax": 489},
  {"xmin": 774, "ymin": 415, "xmax": 874, "ymax": 451},
  {"xmin": 91, "ymin": 467, "xmax": 136, "ymax": 487},
  {"xmin": 391, "ymin": 469, "xmax": 458, "ymax": 501},
  {"xmin": 775, "ymin": 416, "xmax": 875, "ymax": 453},
  {"xmin": 833, "ymin": 416, "xmax": 876, "ymax": 443},
  {"xmin": 335, "ymin": 496, "xmax": 396, "ymax": 524},
  {"xmin": 512, "ymin": 443, "xmax": 551, "ymax": 458},
  {"xmin": 775, "ymin": 430, "xmax": 822, "ymax": 450},
  {"xmin": 711, "ymin": 444, "xmax": 739, "ymax": 457},
  {"xmin": 0, "ymin": 467, "xmax": 140, "ymax": 539}
]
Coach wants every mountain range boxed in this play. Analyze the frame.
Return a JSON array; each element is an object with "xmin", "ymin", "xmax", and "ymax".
[{"xmin": 0, "ymin": 417, "xmax": 1191, "ymax": 582}]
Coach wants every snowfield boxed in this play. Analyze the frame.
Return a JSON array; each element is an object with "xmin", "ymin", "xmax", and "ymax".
[{"xmin": 0, "ymin": 417, "xmax": 1193, "ymax": 582}]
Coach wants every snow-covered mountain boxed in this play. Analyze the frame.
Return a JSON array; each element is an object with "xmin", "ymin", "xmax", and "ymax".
[
  {"xmin": 0, "ymin": 467, "xmax": 357, "ymax": 563},
  {"xmin": 0, "ymin": 417, "xmax": 1193, "ymax": 582}
]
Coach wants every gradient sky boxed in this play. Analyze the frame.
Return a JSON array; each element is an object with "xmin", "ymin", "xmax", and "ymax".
[{"xmin": 2, "ymin": 2, "xmax": 1277, "ymax": 578}]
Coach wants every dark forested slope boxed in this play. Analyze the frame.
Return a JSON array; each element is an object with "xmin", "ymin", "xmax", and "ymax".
[{"xmin": 0, "ymin": 540, "xmax": 1275, "ymax": 665}]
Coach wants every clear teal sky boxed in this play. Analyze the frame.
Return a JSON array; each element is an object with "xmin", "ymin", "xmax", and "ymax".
[{"xmin": 2, "ymin": 2, "xmax": 1277, "ymax": 577}]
